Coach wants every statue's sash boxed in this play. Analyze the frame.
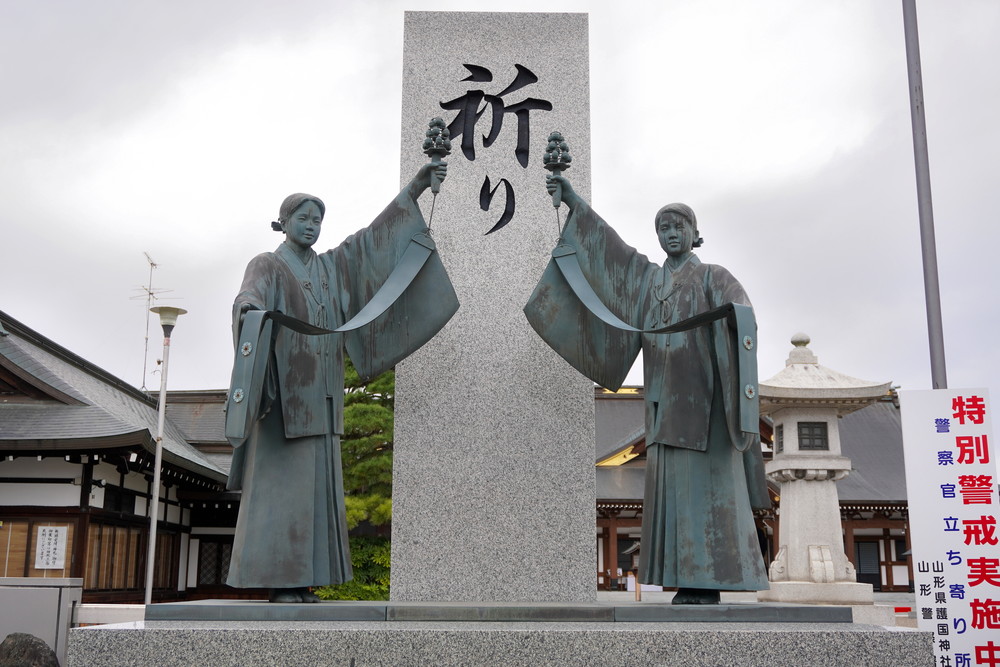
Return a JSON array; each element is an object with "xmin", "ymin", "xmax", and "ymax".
[
  {"xmin": 225, "ymin": 232, "xmax": 445, "ymax": 447},
  {"xmin": 335, "ymin": 231, "xmax": 437, "ymax": 333},
  {"xmin": 225, "ymin": 309, "xmax": 274, "ymax": 449},
  {"xmin": 526, "ymin": 245, "xmax": 758, "ymax": 435}
]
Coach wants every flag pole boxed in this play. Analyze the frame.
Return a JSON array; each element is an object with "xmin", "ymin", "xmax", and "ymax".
[{"xmin": 902, "ymin": 0, "xmax": 948, "ymax": 389}]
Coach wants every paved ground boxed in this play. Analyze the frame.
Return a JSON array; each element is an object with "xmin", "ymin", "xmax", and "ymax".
[
  {"xmin": 597, "ymin": 589, "xmax": 915, "ymax": 607},
  {"xmin": 597, "ymin": 589, "xmax": 914, "ymax": 605}
]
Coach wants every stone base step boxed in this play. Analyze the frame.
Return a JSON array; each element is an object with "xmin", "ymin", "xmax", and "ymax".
[{"xmin": 69, "ymin": 619, "xmax": 934, "ymax": 667}]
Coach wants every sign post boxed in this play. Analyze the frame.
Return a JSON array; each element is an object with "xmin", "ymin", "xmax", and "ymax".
[{"xmin": 900, "ymin": 389, "xmax": 1000, "ymax": 665}]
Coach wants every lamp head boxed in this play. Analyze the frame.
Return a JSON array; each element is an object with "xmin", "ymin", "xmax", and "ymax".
[{"xmin": 150, "ymin": 306, "xmax": 187, "ymax": 337}]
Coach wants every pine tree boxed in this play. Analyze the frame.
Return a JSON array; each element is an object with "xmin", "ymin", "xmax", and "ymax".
[
  {"xmin": 341, "ymin": 358, "xmax": 394, "ymax": 530},
  {"xmin": 317, "ymin": 358, "xmax": 394, "ymax": 600}
]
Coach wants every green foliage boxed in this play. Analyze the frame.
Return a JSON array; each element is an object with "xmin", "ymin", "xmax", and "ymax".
[
  {"xmin": 325, "ymin": 358, "xmax": 394, "ymax": 600},
  {"xmin": 315, "ymin": 535, "xmax": 391, "ymax": 601},
  {"xmin": 341, "ymin": 357, "xmax": 394, "ymax": 527},
  {"xmin": 344, "ymin": 494, "xmax": 393, "ymax": 529}
]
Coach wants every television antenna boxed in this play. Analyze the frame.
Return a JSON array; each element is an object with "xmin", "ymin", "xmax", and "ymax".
[{"xmin": 131, "ymin": 252, "xmax": 173, "ymax": 390}]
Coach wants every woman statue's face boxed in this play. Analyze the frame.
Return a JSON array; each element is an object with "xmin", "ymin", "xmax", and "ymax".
[
  {"xmin": 657, "ymin": 212, "xmax": 695, "ymax": 257},
  {"xmin": 282, "ymin": 201, "xmax": 323, "ymax": 251}
]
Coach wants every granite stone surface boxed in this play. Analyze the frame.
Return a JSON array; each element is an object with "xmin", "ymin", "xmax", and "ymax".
[
  {"xmin": 68, "ymin": 622, "xmax": 934, "ymax": 667},
  {"xmin": 393, "ymin": 12, "xmax": 596, "ymax": 602}
]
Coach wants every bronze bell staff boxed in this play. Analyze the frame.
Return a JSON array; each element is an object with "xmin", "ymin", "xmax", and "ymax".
[
  {"xmin": 542, "ymin": 131, "xmax": 572, "ymax": 239},
  {"xmin": 422, "ymin": 116, "xmax": 452, "ymax": 228}
]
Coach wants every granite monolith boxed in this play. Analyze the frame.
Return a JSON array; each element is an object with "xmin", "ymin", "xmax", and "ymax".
[{"xmin": 392, "ymin": 11, "xmax": 595, "ymax": 602}]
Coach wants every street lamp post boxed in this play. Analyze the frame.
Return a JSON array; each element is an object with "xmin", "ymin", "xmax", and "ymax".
[{"xmin": 144, "ymin": 305, "xmax": 186, "ymax": 606}]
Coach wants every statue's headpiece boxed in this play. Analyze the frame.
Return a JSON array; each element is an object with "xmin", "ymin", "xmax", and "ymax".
[{"xmin": 271, "ymin": 193, "xmax": 326, "ymax": 232}]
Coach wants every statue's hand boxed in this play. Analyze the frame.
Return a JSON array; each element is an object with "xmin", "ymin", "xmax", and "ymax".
[
  {"xmin": 546, "ymin": 174, "xmax": 581, "ymax": 210},
  {"xmin": 416, "ymin": 161, "xmax": 448, "ymax": 192}
]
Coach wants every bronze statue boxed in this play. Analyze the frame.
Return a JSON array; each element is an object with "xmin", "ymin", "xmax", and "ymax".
[
  {"xmin": 525, "ymin": 165, "xmax": 769, "ymax": 604},
  {"xmin": 224, "ymin": 160, "xmax": 457, "ymax": 603}
]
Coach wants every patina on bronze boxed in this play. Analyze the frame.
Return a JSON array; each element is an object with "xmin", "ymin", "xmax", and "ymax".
[
  {"xmin": 524, "ymin": 147, "xmax": 769, "ymax": 604},
  {"xmin": 224, "ymin": 157, "xmax": 457, "ymax": 603}
]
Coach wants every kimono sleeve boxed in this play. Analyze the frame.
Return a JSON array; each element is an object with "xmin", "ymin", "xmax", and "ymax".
[
  {"xmin": 328, "ymin": 191, "xmax": 459, "ymax": 381},
  {"xmin": 705, "ymin": 264, "xmax": 758, "ymax": 433},
  {"xmin": 225, "ymin": 254, "xmax": 281, "ymax": 491},
  {"xmin": 523, "ymin": 205, "xmax": 651, "ymax": 391},
  {"xmin": 705, "ymin": 265, "xmax": 769, "ymax": 507}
]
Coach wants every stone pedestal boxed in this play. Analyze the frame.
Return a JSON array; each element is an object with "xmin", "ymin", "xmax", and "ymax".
[
  {"xmin": 392, "ymin": 12, "xmax": 595, "ymax": 602},
  {"xmin": 69, "ymin": 610, "xmax": 932, "ymax": 667},
  {"xmin": 759, "ymin": 581, "xmax": 882, "ymax": 606},
  {"xmin": 759, "ymin": 450, "xmax": 869, "ymax": 603}
]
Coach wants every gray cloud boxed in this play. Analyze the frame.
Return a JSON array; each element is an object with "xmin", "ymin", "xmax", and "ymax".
[{"xmin": 1, "ymin": 0, "xmax": 997, "ymax": 400}]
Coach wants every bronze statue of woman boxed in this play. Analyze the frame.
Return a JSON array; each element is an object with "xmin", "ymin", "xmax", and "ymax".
[
  {"xmin": 525, "ymin": 171, "xmax": 769, "ymax": 604},
  {"xmin": 226, "ymin": 161, "xmax": 457, "ymax": 602}
]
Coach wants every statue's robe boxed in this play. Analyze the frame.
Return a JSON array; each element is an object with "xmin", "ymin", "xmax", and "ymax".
[
  {"xmin": 524, "ymin": 204, "xmax": 769, "ymax": 591},
  {"xmin": 225, "ymin": 188, "xmax": 458, "ymax": 589}
]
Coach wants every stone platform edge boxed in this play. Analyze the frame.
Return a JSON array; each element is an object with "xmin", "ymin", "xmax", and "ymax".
[
  {"xmin": 145, "ymin": 599, "xmax": 859, "ymax": 624},
  {"xmin": 69, "ymin": 620, "xmax": 934, "ymax": 667}
]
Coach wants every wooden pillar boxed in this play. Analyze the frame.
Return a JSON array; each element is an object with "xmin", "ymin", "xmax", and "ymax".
[
  {"xmin": 843, "ymin": 519, "xmax": 856, "ymax": 572},
  {"xmin": 606, "ymin": 511, "xmax": 619, "ymax": 589},
  {"xmin": 73, "ymin": 512, "xmax": 89, "ymax": 581},
  {"xmin": 76, "ymin": 459, "xmax": 93, "ymax": 584},
  {"xmin": 596, "ymin": 526, "xmax": 603, "ymax": 589},
  {"xmin": 904, "ymin": 518, "xmax": 914, "ymax": 586},
  {"xmin": 882, "ymin": 528, "xmax": 893, "ymax": 590},
  {"xmin": 79, "ymin": 460, "xmax": 93, "ymax": 508},
  {"xmin": 772, "ymin": 515, "xmax": 780, "ymax": 558}
]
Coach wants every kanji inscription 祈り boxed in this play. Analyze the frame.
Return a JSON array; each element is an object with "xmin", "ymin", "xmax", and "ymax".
[{"xmin": 440, "ymin": 64, "xmax": 552, "ymax": 234}]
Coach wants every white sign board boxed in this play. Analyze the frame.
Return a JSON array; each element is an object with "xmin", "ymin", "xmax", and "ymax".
[
  {"xmin": 33, "ymin": 525, "xmax": 68, "ymax": 570},
  {"xmin": 900, "ymin": 389, "xmax": 1000, "ymax": 666}
]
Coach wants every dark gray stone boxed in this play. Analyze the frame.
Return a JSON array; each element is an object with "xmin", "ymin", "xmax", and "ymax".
[
  {"xmin": 0, "ymin": 633, "xmax": 59, "ymax": 667},
  {"xmin": 143, "ymin": 599, "xmax": 856, "ymax": 624},
  {"xmin": 613, "ymin": 602, "xmax": 852, "ymax": 623},
  {"xmin": 386, "ymin": 603, "xmax": 614, "ymax": 623},
  {"xmin": 145, "ymin": 600, "xmax": 388, "ymax": 622}
]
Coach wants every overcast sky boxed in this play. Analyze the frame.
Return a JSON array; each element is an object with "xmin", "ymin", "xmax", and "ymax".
[{"xmin": 2, "ymin": 0, "xmax": 997, "ymax": 400}]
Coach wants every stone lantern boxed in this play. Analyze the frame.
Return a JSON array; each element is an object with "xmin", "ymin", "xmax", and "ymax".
[{"xmin": 756, "ymin": 334, "xmax": 890, "ymax": 605}]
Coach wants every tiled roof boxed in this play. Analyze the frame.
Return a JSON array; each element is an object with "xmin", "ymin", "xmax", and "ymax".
[
  {"xmin": 594, "ymin": 387, "xmax": 907, "ymax": 504},
  {"xmin": 165, "ymin": 391, "xmax": 228, "ymax": 444},
  {"xmin": 0, "ymin": 332, "xmax": 88, "ymax": 405},
  {"xmin": 0, "ymin": 311, "xmax": 226, "ymax": 482},
  {"xmin": 594, "ymin": 389, "xmax": 645, "ymax": 462},
  {"xmin": 0, "ymin": 404, "xmax": 137, "ymax": 440},
  {"xmin": 596, "ymin": 466, "xmax": 644, "ymax": 499},
  {"xmin": 836, "ymin": 397, "xmax": 907, "ymax": 502}
]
